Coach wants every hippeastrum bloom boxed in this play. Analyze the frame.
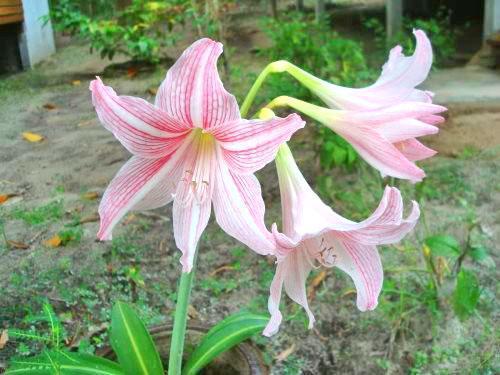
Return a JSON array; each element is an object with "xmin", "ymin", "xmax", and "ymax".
[
  {"xmin": 90, "ymin": 38, "xmax": 305, "ymax": 272},
  {"xmin": 263, "ymin": 144, "xmax": 420, "ymax": 336},
  {"xmin": 266, "ymin": 96, "xmax": 446, "ymax": 182},
  {"xmin": 272, "ymin": 29, "xmax": 435, "ymax": 110},
  {"xmin": 266, "ymin": 29, "xmax": 446, "ymax": 182}
]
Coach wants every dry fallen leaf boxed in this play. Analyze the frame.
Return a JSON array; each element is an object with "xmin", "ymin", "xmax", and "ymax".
[
  {"xmin": 307, "ymin": 270, "xmax": 327, "ymax": 300},
  {"xmin": 147, "ymin": 87, "xmax": 158, "ymax": 95},
  {"xmin": 82, "ymin": 191, "xmax": 99, "ymax": 200},
  {"xmin": 127, "ymin": 67, "xmax": 138, "ymax": 78},
  {"xmin": 187, "ymin": 305, "xmax": 199, "ymax": 319},
  {"xmin": 0, "ymin": 330, "xmax": 8, "ymax": 350},
  {"xmin": 44, "ymin": 235, "xmax": 62, "ymax": 248},
  {"xmin": 209, "ymin": 264, "xmax": 236, "ymax": 277},
  {"xmin": 79, "ymin": 213, "xmax": 99, "ymax": 224},
  {"xmin": 275, "ymin": 343, "xmax": 295, "ymax": 362},
  {"xmin": 71, "ymin": 80, "xmax": 81, "ymax": 86},
  {"xmin": 77, "ymin": 119, "xmax": 95, "ymax": 127},
  {"xmin": 22, "ymin": 132, "xmax": 44, "ymax": 142},
  {"xmin": 42, "ymin": 103, "xmax": 57, "ymax": 110},
  {"xmin": 0, "ymin": 193, "xmax": 19, "ymax": 204},
  {"xmin": 123, "ymin": 213, "xmax": 137, "ymax": 225},
  {"xmin": 6, "ymin": 240, "xmax": 29, "ymax": 250}
]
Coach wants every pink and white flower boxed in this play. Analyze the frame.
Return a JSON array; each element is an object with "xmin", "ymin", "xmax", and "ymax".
[
  {"xmin": 263, "ymin": 144, "xmax": 420, "ymax": 336},
  {"xmin": 90, "ymin": 39, "xmax": 305, "ymax": 272},
  {"xmin": 271, "ymin": 30, "xmax": 446, "ymax": 182}
]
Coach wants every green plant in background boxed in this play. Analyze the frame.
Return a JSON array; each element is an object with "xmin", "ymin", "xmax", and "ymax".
[
  {"xmin": 259, "ymin": 12, "xmax": 376, "ymax": 170},
  {"xmin": 364, "ymin": 7, "xmax": 460, "ymax": 67},
  {"xmin": 46, "ymin": 0, "xmax": 189, "ymax": 63}
]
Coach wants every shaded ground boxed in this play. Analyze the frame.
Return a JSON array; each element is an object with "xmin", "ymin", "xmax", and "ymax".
[{"xmin": 1, "ymin": 14, "xmax": 499, "ymax": 375}]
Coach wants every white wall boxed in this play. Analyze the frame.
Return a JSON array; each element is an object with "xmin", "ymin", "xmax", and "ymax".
[
  {"xmin": 19, "ymin": 0, "xmax": 55, "ymax": 68},
  {"xmin": 484, "ymin": 0, "xmax": 500, "ymax": 40}
]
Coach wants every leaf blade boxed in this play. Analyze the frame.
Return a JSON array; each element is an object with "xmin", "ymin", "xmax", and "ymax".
[
  {"xmin": 110, "ymin": 302, "xmax": 163, "ymax": 375},
  {"xmin": 182, "ymin": 312, "xmax": 267, "ymax": 375}
]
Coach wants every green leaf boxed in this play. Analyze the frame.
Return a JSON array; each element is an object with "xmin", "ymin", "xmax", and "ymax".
[
  {"xmin": 6, "ymin": 351, "xmax": 123, "ymax": 375},
  {"xmin": 182, "ymin": 312, "xmax": 268, "ymax": 375},
  {"xmin": 110, "ymin": 301, "xmax": 163, "ymax": 375},
  {"xmin": 424, "ymin": 235, "xmax": 460, "ymax": 257},
  {"xmin": 469, "ymin": 245, "xmax": 488, "ymax": 262},
  {"xmin": 453, "ymin": 269, "xmax": 481, "ymax": 321}
]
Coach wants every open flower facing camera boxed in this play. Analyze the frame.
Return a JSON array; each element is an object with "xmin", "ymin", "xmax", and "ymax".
[{"xmin": 7, "ymin": 30, "xmax": 446, "ymax": 375}]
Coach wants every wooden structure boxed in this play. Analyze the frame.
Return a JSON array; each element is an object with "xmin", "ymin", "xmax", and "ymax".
[{"xmin": 0, "ymin": 0, "xmax": 23, "ymax": 25}]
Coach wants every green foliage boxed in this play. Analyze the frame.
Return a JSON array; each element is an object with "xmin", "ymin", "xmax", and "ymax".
[
  {"xmin": 260, "ymin": 12, "xmax": 376, "ymax": 170},
  {"xmin": 364, "ymin": 7, "xmax": 459, "ymax": 66},
  {"xmin": 47, "ymin": 0, "xmax": 189, "ymax": 63},
  {"xmin": 424, "ymin": 235, "xmax": 460, "ymax": 258},
  {"xmin": 110, "ymin": 301, "xmax": 163, "ymax": 375},
  {"xmin": 182, "ymin": 312, "xmax": 268, "ymax": 374},
  {"xmin": 11, "ymin": 200, "xmax": 64, "ymax": 226},
  {"xmin": 6, "ymin": 351, "xmax": 124, "ymax": 375},
  {"xmin": 453, "ymin": 269, "xmax": 480, "ymax": 321}
]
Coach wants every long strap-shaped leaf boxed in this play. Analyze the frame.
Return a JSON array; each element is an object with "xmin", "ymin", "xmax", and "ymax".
[
  {"xmin": 182, "ymin": 312, "xmax": 268, "ymax": 375},
  {"xmin": 6, "ymin": 351, "xmax": 124, "ymax": 375},
  {"xmin": 110, "ymin": 301, "xmax": 164, "ymax": 375}
]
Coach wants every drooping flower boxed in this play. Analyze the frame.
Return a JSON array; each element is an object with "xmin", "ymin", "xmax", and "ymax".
[
  {"xmin": 90, "ymin": 39, "xmax": 305, "ymax": 272},
  {"xmin": 268, "ymin": 30, "xmax": 446, "ymax": 182},
  {"xmin": 263, "ymin": 144, "xmax": 420, "ymax": 336}
]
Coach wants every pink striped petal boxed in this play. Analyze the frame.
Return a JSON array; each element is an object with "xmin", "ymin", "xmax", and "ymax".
[
  {"xmin": 316, "ymin": 29, "xmax": 433, "ymax": 110},
  {"xmin": 328, "ymin": 238, "xmax": 383, "ymax": 311},
  {"xmin": 172, "ymin": 133, "xmax": 217, "ymax": 273},
  {"xmin": 331, "ymin": 121, "xmax": 426, "ymax": 182},
  {"xmin": 90, "ymin": 77, "xmax": 189, "ymax": 158},
  {"xmin": 97, "ymin": 138, "xmax": 192, "ymax": 241},
  {"xmin": 155, "ymin": 38, "xmax": 240, "ymax": 130},
  {"xmin": 212, "ymin": 159, "xmax": 275, "ymax": 255},
  {"xmin": 377, "ymin": 118, "xmax": 438, "ymax": 143},
  {"xmin": 263, "ymin": 247, "xmax": 315, "ymax": 337},
  {"xmin": 210, "ymin": 114, "xmax": 305, "ymax": 174},
  {"xmin": 395, "ymin": 138, "xmax": 437, "ymax": 161}
]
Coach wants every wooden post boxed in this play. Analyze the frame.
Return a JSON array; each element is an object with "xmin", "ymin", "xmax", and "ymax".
[
  {"xmin": 315, "ymin": 0, "xmax": 325, "ymax": 23},
  {"xmin": 386, "ymin": 0, "xmax": 403, "ymax": 41},
  {"xmin": 484, "ymin": 0, "xmax": 500, "ymax": 41}
]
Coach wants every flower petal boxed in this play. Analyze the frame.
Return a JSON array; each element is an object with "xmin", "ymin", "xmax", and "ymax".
[
  {"xmin": 210, "ymin": 114, "xmax": 305, "ymax": 174},
  {"xmin": 331, "ymin": 121, "xmax": 426, "ymax": 182},
  {"xmin": 90, "ymin": 77, "xmax": 189, "ymax": 158},
  {"xmin": 320, "ymin": 29, "xmax": 433, "ymax": 110},
  {"xmin": 395, "ymin": 138, "xmax": 437, "ymax": 162},
  {"xmin": 263, "ymin": 262, "xmax": 285, "ymax": 337},
  {"xmin": 377, "ymin": 118, "xmax": 438, "ymax": 143},
  {"xmin": 327, "ymin": 237, "xmax": 383, "ymax": 311},
  {"xmin": 172, "ymin": 132, "xmax": 217, "ymax": 273},
  {"xmin": 97, "ymin": 138, "xmax": 192, "ymax": 241},
  {"xmin": 212, "ymin": 158, "xmax": 275, "ymax": 255},
  {"xmin": 155, "ymin": 38, "xmax": 240, "ymax": 130},
  {"xmin": 286, "ymin": 30, "xmax": 433, "ymax": 111},
  {"xmin": 263, "ymin": 245, "xmax": 316, "ymax": 337}
]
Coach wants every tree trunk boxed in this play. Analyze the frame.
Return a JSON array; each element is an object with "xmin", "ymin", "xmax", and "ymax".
[
  {"xmin": 296, "ymin": 0, "xmax": 304, "ymax": 11},
  {"xmin": 269, "ymin": 0, "xmax": 278, "ymax": 19},
  {"xmin": 315, "ymin": 0, "xmax": 325, "ymax": 23}
]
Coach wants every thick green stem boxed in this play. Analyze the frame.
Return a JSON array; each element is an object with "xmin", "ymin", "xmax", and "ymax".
[
  {"xmin": 168, "ymin": 251, "xmax": 198, "ymax": 375},
  {"xmin": 240, "ymin": 61, "xmax": 291, "ymax": 118}
]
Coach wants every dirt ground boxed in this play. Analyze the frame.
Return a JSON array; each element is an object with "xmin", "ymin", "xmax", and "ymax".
[{"xmin": 0, "ymin": 12, "xmax": 499, "ymax": 375}]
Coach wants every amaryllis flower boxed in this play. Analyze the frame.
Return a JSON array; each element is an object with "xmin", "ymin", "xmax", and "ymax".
[
  {"xmin": 90, "ymin": 39, "xmax": 305, "ymax": 272},
  {"xmin": 278, "ymin": 29, "xmax": 435, "ymax": 110},
  {"xmin": 269, "ymin": 30, "xmax": 446, "ymax": 182},
  {"xmin": 263, "ymin": 144, "xmax": 419, "ymax": 336}
]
